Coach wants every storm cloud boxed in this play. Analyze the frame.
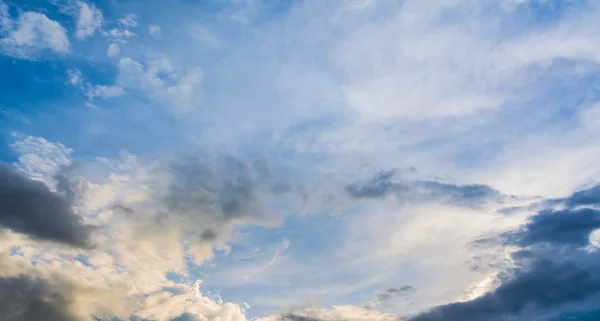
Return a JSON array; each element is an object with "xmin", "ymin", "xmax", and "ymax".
[
  {"xmin": 409, "ymin": 183, "xmax": 600, "ymax": 321},
  {"xmin": 0, "ymin": 164, "xmax": 94, "ymax": 248},
  {"xmin": 409, "ymin": 256, "xmax": 600, "ymax": 321}
]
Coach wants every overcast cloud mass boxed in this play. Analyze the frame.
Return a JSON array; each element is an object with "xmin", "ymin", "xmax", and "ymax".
[{"xmin": 1, "ymin": 0, "xmax": 600, "ymax": 320}]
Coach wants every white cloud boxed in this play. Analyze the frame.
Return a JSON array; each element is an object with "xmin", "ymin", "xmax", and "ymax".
[
  {"xmin": 75, "ymin": 1, "xmax": 103, "ymax": 40},
  {"xmin": 107, "ymin": 42, "xmax": 120, "ymax": 57},
  {"xmin": 0, "ymin": 1, "xmax": 11, "ymax": 32},
  {"xmin": 65, "ymin": 68, "xmax": 126, "ymax": 101},
  {"xmin": 0, "ymin": 10, "xmax": 69, "ymax": 58},
  {"xmin": 116, "ymin": 56, "xmax": 202, "ymax": 113},
  {"xmin": 86, "ymin": 84, "xmax": 126, "ymax": 99},
  {"xmin": 66, "ymin": 68, "xmax": 83, "ymax": 88},
  {"xmin": 149, "ymin": 24, "xmax": 161, "ymax": 38},
  {"xmin": 331, "ymin": 3, "xmax": 600, "ymax": 122},
  {"xmin": 10, "ymin": 135, "xmax": 73, "ymax": 187},
  {"xmin": 119, "ymin": 13, "xmax": 138, "ymax": 28},
  {"xmin": 105, "ymin": 27, "xmax": 135, "ymax": 43}
]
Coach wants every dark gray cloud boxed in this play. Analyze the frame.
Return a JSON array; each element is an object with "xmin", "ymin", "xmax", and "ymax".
[
  {"xmin": 346, "ymin": 170, "xmax": 396, "ymax": 199},
  {"xmin": 199, "ymin": 228, "xmax": 218, "ymax": 241},
  {"xmin": 110, "ymin": 203, "xmax": 134, "ymax": 215},
  {"xmin": 346, "ymin": 170, "xmax": 504, "ymax": 208},
  {"xmin": 161, "ymin": 154, "xmax": 287, "ymax": 242},
  {"xmin": 0, "ymin": 275, "xmax": 81, "ymax": 321},
  {"xmin": 510, "ymin": 208, "xmax": 600, "ymax": 247},
  {"xmin": 566, "ymin": 184, "xmax": 600, "ymax": 207},
  {"xmin": 166, "ymin": 155, "xmax": 264, "ymax": 219},
  {"xmin": 377, "ymin": 286, "xmax": 416, "ymax": 302},
  {"xmin": 408, "ymin": 256, "xmax": 600, "ymax": 321},
  {"xmin": 0, "ymin": 164, "xmax": 94, "ymax": 248},
  {"xmin": 490, "ymin": 184, "xmax": 600, "ymax": 248},
  {"xmin": 276, "ymin": 315, "xmax": 324, "ymax": 321},
  {"xmin": 409, "ymin": 183, "xmax": 600, "ymax": 321}
]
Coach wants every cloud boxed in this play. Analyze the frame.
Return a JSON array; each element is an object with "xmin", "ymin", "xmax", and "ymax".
[
  {"xmin": 119, "ymin": 14, "xmax": 138, "ymax": 28},
  {"xmin": 156, "ymin": 153, "xmax": 287, "ymax": 253},
  {"xmin": 0, "ymin": 2, "xmax": 10, "ymax": 32},
  {"xmin": 0, "ymin": 9, "xmax": 69, "ymax": 58},
  {"xmin": 10, "ymin": 135, "xmax": 74, "ymax": 186},
  {"xmin": 105, "ymin": 27, "xmax": 135, "ymax": 43},
  {"xmin": 107, "ymin": 42, "xmax": 120, "ymax": 57},
  {"xmin": 75, "ymin": 1, "xmax": 103, "ymax": 40},
  {"xmin": 65, "ymin": 68, "xmax": 125, "ymax": 100},
  {"xmin": 0, "ymin": 275, "xmax": 89, "ymax": 321},
  {"xmin": 66, "ymin": 69, "xmax": 83, "ymax": 88},
  {"xmin": 5, "ymin": 1, "xmax": 600, "ymax": 320},
  {"xmin": 408, "ymin": 256, "xmax": 600, "ymax": 321},
  {"xmin": 116, "ymin": 56, "xmax": 202, "ymax": 113},
  {"xmin": 149, "ymin": 24, "xmax": 161, "ymax": 38},
  {"xmin": 0, "ymin": 139, "xmax": 259, "ymax": 321},
  {"xmin": 376, "ymin": 286, "xmax": 416, "ymax": 302},
  {"xmin": 86, "ymin": 85, "xmax": 126, "ymax": 100},
  {"xmin": 0, "ymin": 254, "xmax": 127, "ymax": 321},
  {"xmin": 408, "ymin": 183, "xmax": 600, "ymax": 321},
  {"xmin": 258, "ymin": 305, "xmax": 400, "ymax": 321},
  {"xmin": 509, "ymin": 208, "xmax": 600, "ymax": 247},
  {"xmin": 566, "ymin": 184, "xmax": 600, "ymax": 208},
  {"xmin": 0, "ymin": 164, "xmax": 95, "ymax": 248},
  {"xmin": 486, "ymin": 184, "xmax": 600, "ymax": 248},
  {"xmin": 346, "ymin": 169, "xmax": 507, "ymax": 209}
]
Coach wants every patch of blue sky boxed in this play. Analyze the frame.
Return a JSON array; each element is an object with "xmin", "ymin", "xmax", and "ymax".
[{"xmin": 189, "ymin": 212, "xmax": 348, "ymax": 315}]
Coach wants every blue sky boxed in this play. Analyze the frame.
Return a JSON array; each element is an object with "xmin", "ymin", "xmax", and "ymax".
[{"xmin": 2, "ymin": 0, "xmax": 600, "ymax": 321}]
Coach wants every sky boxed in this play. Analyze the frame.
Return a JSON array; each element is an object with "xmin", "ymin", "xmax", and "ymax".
[{"xmin": 2, "ymin": 0, "xmax": 600, "ymax": 320}]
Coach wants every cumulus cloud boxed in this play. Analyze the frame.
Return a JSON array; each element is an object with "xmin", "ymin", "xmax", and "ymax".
[
  {"xmin": 0, "ymin": 138, "xmax": 265, "ymax": 321},
  {"xmin": 75, "ymin": 1, "xmax": 103, "ymax": 40},
  {"xmin": 0, "ymin": 275, "xmax": 103, "ymax": 321},
  {"xmin": 108, "ymin": 153, "xmax": 295, "ymax": 266},
  {"xmin": 0, "ymin": 8, "xmax": 69, "ymax": 58},
  {"xmin": 0, "ymin": 254, "xmax": 127, "ymax": 321}
]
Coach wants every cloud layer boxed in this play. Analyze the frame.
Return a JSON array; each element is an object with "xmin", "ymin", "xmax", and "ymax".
[{"xmin": 2, "ymin": 0, "xmax": 600, "ymax": 320}]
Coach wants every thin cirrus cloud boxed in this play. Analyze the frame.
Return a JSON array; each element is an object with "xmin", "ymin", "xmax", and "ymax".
[{"xmin": 1, "ymin": 1, "xmax": 600, "ymax": 321}]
